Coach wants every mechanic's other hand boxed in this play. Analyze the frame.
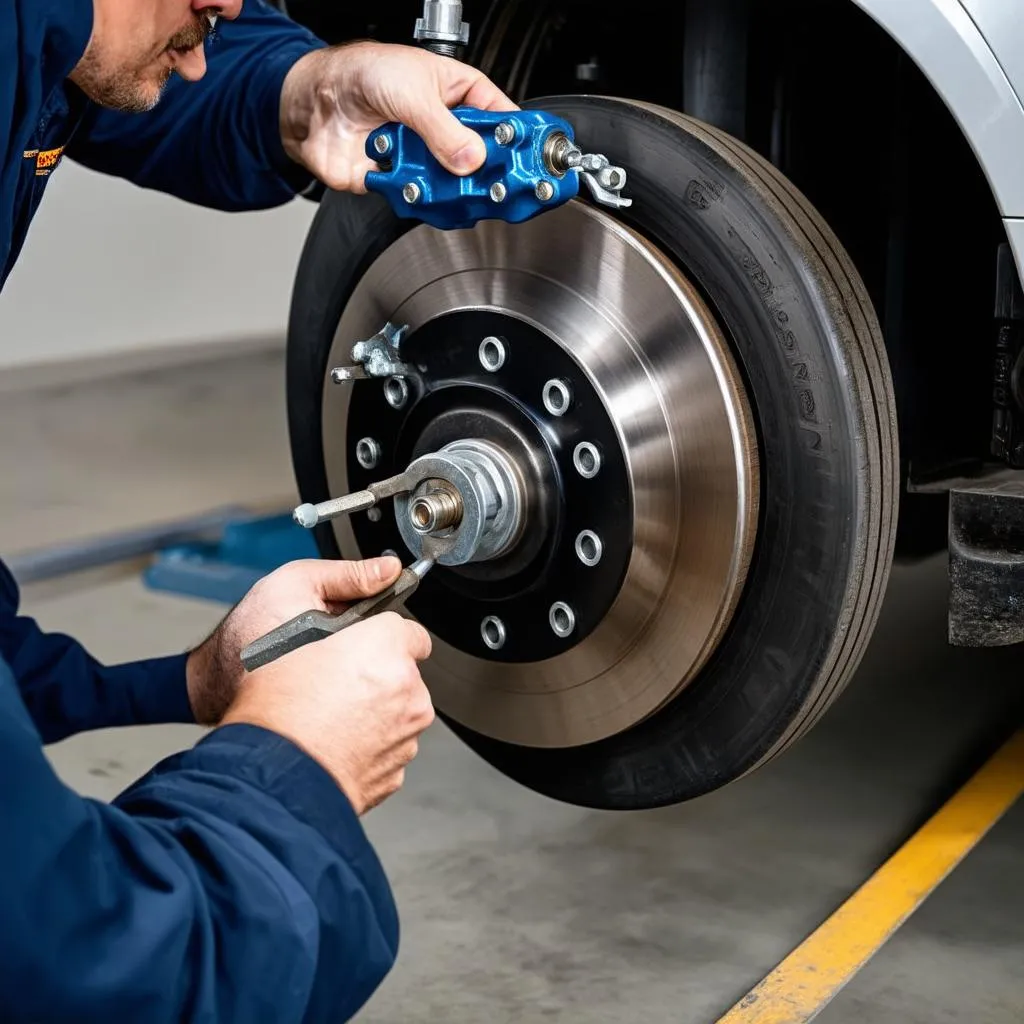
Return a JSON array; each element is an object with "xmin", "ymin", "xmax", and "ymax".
[
  {"xmin": 220, "ymin": 611, "xmax": 434, "ymax": 814},
  {"xmin": 185, "ymin": 555, "xmax": 403, "ymax": 725},
  {"xmin": 279, "ymin": 41, "xmax": 518, "ymax": 193}
]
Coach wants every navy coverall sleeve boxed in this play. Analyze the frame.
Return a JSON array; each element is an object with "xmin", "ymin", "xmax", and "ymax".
[
  {"xmin": 66, "ymin": 0, "xmax": 327, "ymax": 211},
  {"xmin": 0, "ymin": 560, "xmax": 194, "ymax": 742},
  {"xmin": 0, "ymin": 664, "xmax": 398, "ymax": 1023}
]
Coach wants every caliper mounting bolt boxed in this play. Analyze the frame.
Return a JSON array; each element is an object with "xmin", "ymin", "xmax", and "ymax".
[
  {"xmin": 402, "ymin": 182, "xmax": 422, "ymax": 204},
  {"xmin": 535, "ymin": 180, "xmax": 555, "ymax": 202},
  {"xmin": 373, "ymin": 134, "xmax": 392, "ymax": 155},
  {"xmin": 489, "ymin": 182, "xmax": 507, "ymax": 203}
]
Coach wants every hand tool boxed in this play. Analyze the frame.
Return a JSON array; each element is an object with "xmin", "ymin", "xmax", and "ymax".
[{"xmin": 239, "ymin": 557, "xmax": 435, "ymax": 671}]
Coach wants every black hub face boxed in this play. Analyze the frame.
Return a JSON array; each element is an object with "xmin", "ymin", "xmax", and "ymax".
[{"xmin": 345, "ymin": 310, "xmax": 634, "ymax": 662}]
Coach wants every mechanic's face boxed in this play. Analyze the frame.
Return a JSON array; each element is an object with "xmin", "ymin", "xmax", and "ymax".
[{"xmin": 70, "ymin": 0, "xmax": 243, "ymax": 112}]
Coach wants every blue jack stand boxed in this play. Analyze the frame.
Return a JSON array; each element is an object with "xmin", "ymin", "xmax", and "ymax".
[{"xmin": 143, "ymin": 513, "xmax": 319, "ymax": 605}]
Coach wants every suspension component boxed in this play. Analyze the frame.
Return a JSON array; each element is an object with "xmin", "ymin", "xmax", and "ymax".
[{"xmin": 413, "ymin": 0, "xmax": 469, "ymax": 58}]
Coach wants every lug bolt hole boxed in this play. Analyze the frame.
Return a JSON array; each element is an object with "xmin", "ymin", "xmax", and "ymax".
[
  {"xmin": 543, "ymin": 378, "xmax": 572, "ymax": 417},
  {"xmin": 356, "ymin": 437, "xmax": 381, "ymax": 470},
  {"xmin": 384, "ymin": 376, "xmax": 409, "ymax": 409},
  {"xmin": 575, "ymin": 530, "xmax": 603, "ymax": 567},
  {"xmin": 573, "ymin": 441, "xmax": 601, "ymax": 479},
  {"xmin": 481, "ymin": 616, "xmax": 507, "ymax": 650},
  {"xmin": 549, "ymin": 601, "xmax": 576, "ymax": 638},
  {"xmin": 479, "ymin": 336, "xmax": 507, "ymax": 372}
]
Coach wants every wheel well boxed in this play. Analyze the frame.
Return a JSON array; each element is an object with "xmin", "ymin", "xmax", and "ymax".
[{"xmin": 283, "ymin": 0, "xmax": 1012, "ymax": 556}]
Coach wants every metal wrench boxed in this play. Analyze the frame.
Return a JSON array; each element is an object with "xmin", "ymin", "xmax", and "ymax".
[{"xmin": 240, "ymin": 557, "xmax": 435, "ymax": 672}]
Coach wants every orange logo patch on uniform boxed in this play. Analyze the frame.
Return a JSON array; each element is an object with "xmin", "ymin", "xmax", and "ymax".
[{"xmin": 34, "ymin": 147, "xmax": 65, "ymax": 176}]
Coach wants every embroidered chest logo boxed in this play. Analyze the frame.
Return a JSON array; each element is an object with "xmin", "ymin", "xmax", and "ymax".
[{"xmin": 23, "ymin": 147, "xmax": 66, "ymax": 177}]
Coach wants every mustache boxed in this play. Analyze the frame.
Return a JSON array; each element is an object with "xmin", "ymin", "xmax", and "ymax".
[{"xmin": 166, "ymin": 15, "xmax": 214, "ymax": 54}]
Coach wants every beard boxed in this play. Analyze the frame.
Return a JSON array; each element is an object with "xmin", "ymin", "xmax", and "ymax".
[{"xmin": 71, "ymin": 15, "xmax": 213, "ymax": 113}]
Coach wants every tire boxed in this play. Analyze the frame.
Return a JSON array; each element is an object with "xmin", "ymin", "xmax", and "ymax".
[{"xmin": 287, "ymin": 98, "xmax": 898, "ymax": 809}]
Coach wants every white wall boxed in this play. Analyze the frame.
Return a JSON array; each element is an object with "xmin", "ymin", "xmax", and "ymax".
[{"xmin": 0, "ymin": 161, "xmax": 317, "ymax": 372}]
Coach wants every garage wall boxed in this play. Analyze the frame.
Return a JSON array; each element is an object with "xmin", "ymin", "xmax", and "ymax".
[{"xmin": 0, "ymin": 161, "xmax": 317, "ymax": 374}]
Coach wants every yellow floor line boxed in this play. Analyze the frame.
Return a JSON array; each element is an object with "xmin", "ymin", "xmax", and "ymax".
[{"xmin": 716, "ymin": 728, "xmax": 1024, "ymax": 1024}]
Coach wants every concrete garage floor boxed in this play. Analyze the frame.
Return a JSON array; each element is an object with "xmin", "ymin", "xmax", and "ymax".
[{"xmin": 2, "ymin": 349, "xmax": 1023, "ymax": 1023}]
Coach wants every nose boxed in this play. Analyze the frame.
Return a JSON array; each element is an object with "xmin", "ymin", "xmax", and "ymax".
[{"xmin": 192, "ymin": 0, "xmax": 243, "ymax": 21}]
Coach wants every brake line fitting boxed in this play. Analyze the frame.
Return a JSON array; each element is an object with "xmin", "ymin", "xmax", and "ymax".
[{"xmin": 365, "ymin": 109, "xmax": 631, "ymax": 230}]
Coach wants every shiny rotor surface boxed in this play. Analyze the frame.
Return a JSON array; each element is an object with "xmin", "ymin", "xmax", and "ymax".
[{"xmin": 322, "ymin": 200, "xmax": 758, "ymax": 747}]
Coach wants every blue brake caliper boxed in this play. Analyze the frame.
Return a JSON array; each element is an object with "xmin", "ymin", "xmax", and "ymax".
[{"xmin": 364, "ymin": 106, "xmax": 631, "ymax": 231}]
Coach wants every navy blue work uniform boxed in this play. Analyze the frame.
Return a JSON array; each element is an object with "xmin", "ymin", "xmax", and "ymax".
[{"xmin": 1, "ymin": 2, "xmax": 399, "ymax": 1020}]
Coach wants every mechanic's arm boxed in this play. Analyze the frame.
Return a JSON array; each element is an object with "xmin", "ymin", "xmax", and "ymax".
[
  {"xmin": 66, "ymin": 1, "xmax": 515, "ymax": 210},
  {"xmin": 0, "ymin": 555, "xmax": 404, "ymax": 743},
  {"xmin": 0, "ymin": 602, "xmax": 432, "ymax": 1023}
]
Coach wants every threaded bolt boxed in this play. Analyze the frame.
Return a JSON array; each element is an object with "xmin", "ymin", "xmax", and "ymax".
[
  {"xmin": 410, "ymin": 488, "xmax": 464, "ymax": 534},
  {"xmin": 535, "ymin": 180, "xmax": 555, "ymax": 202},
  {"xmin": 494, "ymin": 122, "xmax": 515, "ymax": 146}
]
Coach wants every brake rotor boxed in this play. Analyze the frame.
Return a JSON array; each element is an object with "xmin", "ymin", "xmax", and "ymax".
[{"xmin": 321, "ymin": 199, "xmax": 759, "ymax": 748}]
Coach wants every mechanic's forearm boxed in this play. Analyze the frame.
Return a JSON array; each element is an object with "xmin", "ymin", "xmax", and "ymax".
[{"xmin": 0, "ymin": 670, "xmax": 397, "ymax": 1023}]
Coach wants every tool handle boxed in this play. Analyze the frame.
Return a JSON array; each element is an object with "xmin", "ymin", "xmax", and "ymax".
[{"xmin": 238, "ymin": 561, "xmax": 434, "ymax": 672}]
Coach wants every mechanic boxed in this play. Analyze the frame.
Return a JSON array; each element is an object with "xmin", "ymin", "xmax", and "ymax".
[{"xmin": 0, "ymin": 0, "xmax": 514, "ymax": 1020}]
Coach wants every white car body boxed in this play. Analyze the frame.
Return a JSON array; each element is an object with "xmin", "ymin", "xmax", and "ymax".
[{"xmin": 854, "ymin": 0, "xmax": 1024, "ymax": 280}]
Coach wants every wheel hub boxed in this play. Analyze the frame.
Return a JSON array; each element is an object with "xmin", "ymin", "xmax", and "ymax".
[{"xmin": 322, "ymin": 200, "xmax": 759, "ymax": 747}]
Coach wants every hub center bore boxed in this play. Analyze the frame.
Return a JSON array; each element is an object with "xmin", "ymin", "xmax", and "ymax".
[{"xmin": 395, "ymin": 438, "xmax": 527, "ymax": 566}]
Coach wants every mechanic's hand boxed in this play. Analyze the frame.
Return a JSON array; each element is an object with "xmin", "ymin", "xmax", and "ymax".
[
  {"xmin": 220, "ymin": 611, "xmax": 434, "ymax": 814},
  {"xmin": 279, "ymin": 41, "xmax": 517, "ymax": 193},
  {"xmin": 185, "ymin": 555, "xmax": 403, "ymax": 725}
]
